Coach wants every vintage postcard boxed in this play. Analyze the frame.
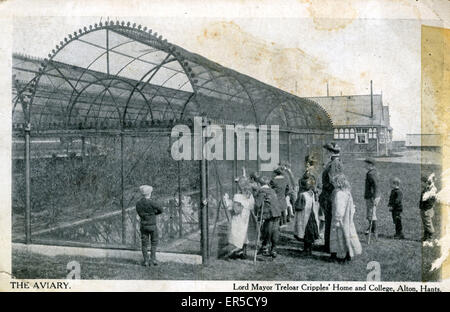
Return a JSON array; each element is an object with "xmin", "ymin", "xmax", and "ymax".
[{"xmin": 0, "ymin": 0, "xmax": 449, "ymax": 294}]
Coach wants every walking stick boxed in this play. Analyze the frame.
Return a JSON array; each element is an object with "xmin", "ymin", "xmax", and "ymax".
[
  {"xmin": 253, "ymin": 202, "xmax": 265, "ymax": 264},
  {"xmin": 367, "ymin": 220, "xmax": 373, "ymax": 245},
  {"xmin": 367, "ymin": 200, "xmax": 378, "ymax": 245}
]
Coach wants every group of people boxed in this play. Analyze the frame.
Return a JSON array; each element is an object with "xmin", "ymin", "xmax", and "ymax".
[
  {"xmin": 223, "ymin": 142, "xmax": 362, "ymax": 263},
  {"xmin": 222, "ymin": 141, "xmax": 439, "ymax": 264},
  {"xmin": 134, "ymin": 141, "xmax": 439, "ymax": 267}
]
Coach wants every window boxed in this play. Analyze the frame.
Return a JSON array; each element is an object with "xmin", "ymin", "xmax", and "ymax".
[
  {"xmin": 368, "ymin": 128, "xmax": 373, "ymax": 139},
  {"xmin": 350, "ymin": 128, "xmax": 355, "ymax": 139},
  {"xmin": 344, "ymin": 129, "xmax": 349, "ymax": 139},
  {"xmin": 334, "ymin": 129, "xmax": 339, "ymax": 139},
  {"xmin": 356, "ymin": 133, "xmax": 368, "ymax": 144},
  {"xmin": 339, "ymin": 129, "xmax": 344, "ymax": 139},
  {"xmin": 373, "ymin": 128, "xmax": 377, "ymax": 139},
  {"xmin": 355, "ymin": 128, "xmax": 368, "ymax": 144}
]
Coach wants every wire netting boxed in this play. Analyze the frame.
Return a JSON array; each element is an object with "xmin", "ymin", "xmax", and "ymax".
[{"xmin": 12, "ymin": 131, "xmax": 203, "ymax": 254}]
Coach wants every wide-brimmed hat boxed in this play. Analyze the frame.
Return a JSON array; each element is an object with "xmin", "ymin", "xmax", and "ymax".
[
  {"xmin": 323, "ymin": 142, "xmax": 340, "ymax": 154},
  {"xmin": 364, "ymin": 157, "xmax": 376, "ymax": 165},
  {"xmin": 139, "ymin": 185, "xmax": 153, "ymax": 196}
]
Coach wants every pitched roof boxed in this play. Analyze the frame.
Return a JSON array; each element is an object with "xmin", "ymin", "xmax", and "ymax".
[{"xmin": 304, "ymin": 94, "xmax": 391, "ymax": 128}]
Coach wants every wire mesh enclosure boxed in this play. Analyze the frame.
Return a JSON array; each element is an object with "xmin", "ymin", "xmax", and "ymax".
[{"xmin": 12, "ymin": 21, "xmax": 333, "ymax": 263}]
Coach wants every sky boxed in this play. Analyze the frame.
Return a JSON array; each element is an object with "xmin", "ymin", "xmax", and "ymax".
[{"xmin": 7, "ymin": 0, "xmax": 450, "ymax": 140}]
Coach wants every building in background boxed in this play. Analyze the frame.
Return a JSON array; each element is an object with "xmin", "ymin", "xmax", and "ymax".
[
  {"xmin": 391, "ymin": 140, "xmax": 406, "ymax": 152},
  {"xmin": 405, "ymin": 134, "xmax": 441, "ymax": 151},
  {"xmin": 306, "ymin": 81, "xmax": 392, "ymax": 156}
]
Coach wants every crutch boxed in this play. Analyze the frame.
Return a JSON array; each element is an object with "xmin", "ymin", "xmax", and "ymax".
[
  {"xmin": 367, "ymin": 201, "xmax": 378, "ymax": 244},
  {"xmin": 367, "ymin": 219, "xmax": 373, "ymax": 245},
  {"xmin": 253, "ymin": 202, "xmax": 265, "ymax": 264}
]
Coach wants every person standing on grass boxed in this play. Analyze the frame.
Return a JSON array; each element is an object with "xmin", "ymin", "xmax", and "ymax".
[
  {"xmin": 388, "ymin": 177, "xmax": 405, "ymax": 239},
  {"xmin": 319, "ymin": 142, "xmax": 343, "ymax": 253},
  {"xmin": 255, "ymin": 176, "xmax": 281, "ymax": 258},
  {"xmin": 300, "ymin": 154, "xmax": 326, "ymax": 244},
  {"xmin": 364, "ymin": 158, "xmax": 380, "ymax": 239},
  {"xmin": 222, "ymin": 176, "xmax": 255, "ymax": 260},
  {"xmin": 330, "ymin": 174, "xmax": 362, "ymax": 263},
  {"xmin": 294, "ymin": 174, "xmax": 320, "ymax": 256},
  {"xmin": 294, "ymin": 155, "xmax": 319, "ymax": 237},
  {"xmin": 420, "ymin": 173, "xmax": 438, "ymax": 242},
  {"xmin": 270, "ymin": 167, "xmax": 293, "ymax": 227},
  {"xmin": 136, "ymin": 185, "xmax": 163, "ymax": 267}
]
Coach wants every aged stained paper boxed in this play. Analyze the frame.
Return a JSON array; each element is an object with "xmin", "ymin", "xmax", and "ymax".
[{"xmin": 0, "ymin": 0, "xmax": 450, "ymax": 292}]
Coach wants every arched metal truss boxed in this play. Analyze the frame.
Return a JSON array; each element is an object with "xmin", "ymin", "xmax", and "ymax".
[{"xmin": 12, "ymin": 21, "xmax": 333, "ymax": 133}]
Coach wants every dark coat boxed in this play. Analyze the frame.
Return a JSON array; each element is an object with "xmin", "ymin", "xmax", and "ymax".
[
  {"xmin": 270, "ymin": 175, "xmax": 292, "ymax": 211},
  {"xmin": 364, "ymin": 168, "xmax": 379, "ymax": 199},
  {"xmin": 319, "ymin": 157, "xmax": 343, "ymax": 212},
  {"xmin": 136, "ymin": 198, "xmax": 163, "ymax": 227},
  {"xmin": 420, "ymin": 188, "xmax": 437, "ymax": 211},
  {"xmin": 281, "ymin": 170, "xmax": 297, "ymax": 205},
  {"xmin": 299, "ymin": 169, "xmax": 317, "ymax": 193},
  {"xmin": 295, "ymin": 170, "xmax": 318, "ymax": 210},
  {"xmin": 255, "ymin": 186, "xmax": 281, "ymax": 220},
  {"xmin": 321, "ymin": 157, "xmax": 343, "ymax": 196},
  {"xmin": 388, "ymin": 188, "xmax": 403, "ymax": 212}
]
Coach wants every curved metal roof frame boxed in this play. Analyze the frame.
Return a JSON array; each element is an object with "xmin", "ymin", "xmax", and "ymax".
[{"xmin": 13, "ymin": 21, "xmax": 333, "ymax": 132}]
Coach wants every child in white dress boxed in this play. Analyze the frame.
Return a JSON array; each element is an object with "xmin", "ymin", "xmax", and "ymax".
[{"xmin": 330, "ymin": 174, "xmax": 362, "ymax": 263}]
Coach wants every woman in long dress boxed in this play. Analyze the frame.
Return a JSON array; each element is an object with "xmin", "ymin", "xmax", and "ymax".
[
  {"xmin": 294, "ymin": 155, "xmax": 320, "ymax": 255},
  {"xmin": 294, "ymin": 175, "xmax": 320, "ymax": 255},
  {"xmin": 330, "ymin": 173, "xmax": 362, "ymax": 263},
  {"xmin": 223, "ymin": 176, "xmax": 255, "ymax": 259}
]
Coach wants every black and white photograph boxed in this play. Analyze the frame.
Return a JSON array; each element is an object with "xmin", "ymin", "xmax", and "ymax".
[{"xmin": 1, "ymin": 0, "xmax": 450, "ymax": 292}]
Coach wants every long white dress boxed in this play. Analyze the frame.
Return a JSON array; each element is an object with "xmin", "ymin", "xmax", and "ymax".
[
  {"xmin": 330, "ymin": 190, "xmax": 362, "ymax": 258},
  {"xmin": 228, "ymin": 193, "xmax": 255, "ymax": 249},
  {"xmin": 294, "ymin": 190, "xmax": 320, "ymax": 239}
]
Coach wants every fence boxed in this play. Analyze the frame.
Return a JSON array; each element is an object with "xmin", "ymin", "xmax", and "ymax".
[{"xmin": 12, "ymin": 121, "xmax": 330, "ymax": 264}]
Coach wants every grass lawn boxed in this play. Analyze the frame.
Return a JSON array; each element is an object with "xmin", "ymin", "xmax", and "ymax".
[
  {"xmin": 12, "ymin": 157, "xmax": 442, "ymax": 281},
  {"xmin": 12, "ymin": 233, "xmax": 421, "ymax": 281}
]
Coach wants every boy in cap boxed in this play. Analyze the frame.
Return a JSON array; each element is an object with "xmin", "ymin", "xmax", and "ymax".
[
  {"xmin": 388, "ymin": 177, "xmax": 404, "ymax": 239},
  {"xmin": 364, "ymin": 158, "xmax": 380, "ymax": 238},
  {"xmin": 270, "ymin": 167, "xmax": 294, "ymax": 227},
  {"xmin": 255, "ymin": 176, "xmax": 281, "ymax": 258},
  {"xmin": 136, "ymin": 185, "xmax": 164, "ymax": 266},
  {"xmin": 420, "ymin": 173, "xmax": 437, "ymax": 242}
]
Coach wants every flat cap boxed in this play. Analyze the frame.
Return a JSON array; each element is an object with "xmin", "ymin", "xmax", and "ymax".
[
  {"xmin": 364, "ymin": 157, "xmax": 376, "ymax": 165},
  {"xmin": 139, "ymin": 185, "xmax": 153, "ymax": 196}
]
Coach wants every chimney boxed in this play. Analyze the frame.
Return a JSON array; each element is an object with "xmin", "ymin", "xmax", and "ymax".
[
  {"xmin": 326, "ymin": 81, "xmax": 329, "ymax": 96},
  {"xmin": 370, "ymin": 80, "xmax": 374, "ymax": 118}
]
